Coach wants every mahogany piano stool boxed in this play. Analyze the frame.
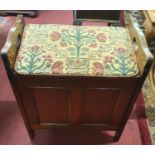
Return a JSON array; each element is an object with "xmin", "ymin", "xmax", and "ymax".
[{"xmin": 1, "ymin": 15, "xmax": 153, "ymax": 142}]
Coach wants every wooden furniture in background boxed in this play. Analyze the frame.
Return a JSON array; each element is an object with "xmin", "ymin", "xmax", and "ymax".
[
  {"xmin": 73, "ymin": 10, "xmax": 122, "ymax": 26},
  {"xmin": 142, "ymin": 10, "xmax": 155, "ymax": 107},
  {"xmin": 143, "ymin": 10, "xmax": 155, "ymax": 46},
  {"xmin": 0, "ymin": 10, "xmax": 37, "ymax": 18},
  {"xmin": 1, "ymin": 15, "xmax": 153, "ymax": 141}
]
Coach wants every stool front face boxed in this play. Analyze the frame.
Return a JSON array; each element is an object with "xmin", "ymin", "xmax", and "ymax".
[
  {"xmin": 1, "ymin": 15, "xmax": 153, "ymax": 141},
  {"xmin": 15, "ymin": 75, "xmax": 138, "ymax": 130}
]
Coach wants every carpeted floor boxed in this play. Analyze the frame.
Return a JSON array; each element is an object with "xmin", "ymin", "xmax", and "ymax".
[{"xmin": 0, "ymin": 10, "xmax": 152, "ymax": 144}]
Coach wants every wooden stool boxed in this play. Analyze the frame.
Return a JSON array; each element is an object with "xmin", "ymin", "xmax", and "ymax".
[{"xmin": 1, "ymin": 15, "xmax": 153, "ymax": 141}]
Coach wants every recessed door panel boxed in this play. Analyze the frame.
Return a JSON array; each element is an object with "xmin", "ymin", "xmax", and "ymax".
[
  {"xmin": 81, "ymin": 88, "xmax": 121, "ymax": 125},
  {"xmin": 33, "ymin": 87, "xmax": 71, "ymax": 124}
]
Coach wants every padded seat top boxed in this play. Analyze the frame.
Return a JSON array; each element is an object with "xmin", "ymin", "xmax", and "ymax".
[{"xmin": 14, "ymin": 24, "xmax": 139, "ymax": 77}]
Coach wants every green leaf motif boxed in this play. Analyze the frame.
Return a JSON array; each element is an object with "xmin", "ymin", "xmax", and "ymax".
[
  {"xmin": 81, "ymin": 47, "xmax": 89, "ymax": 52},
  {"xmin": 67, "ymin": 47, "xmax": 75, "ymax": 52}
]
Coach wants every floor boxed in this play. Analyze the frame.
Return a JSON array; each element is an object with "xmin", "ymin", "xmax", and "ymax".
[{"xmin": 0, "ymin": 10, "xmax": 144, "ymax": 144}]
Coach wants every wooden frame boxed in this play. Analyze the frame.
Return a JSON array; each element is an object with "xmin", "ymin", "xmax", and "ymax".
[
  {"xmin": 1, "ymin": 15, "xmax": 34, "ymax": 138},
  {"xmin": 1, "ymin": 15, "xmax": 153, "ymax": 142}
]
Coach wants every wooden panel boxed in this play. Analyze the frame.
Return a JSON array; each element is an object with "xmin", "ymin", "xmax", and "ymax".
[
  {"xmin": 16, "ymin": 87, "xmax": 40, "ymax": 124},
  {"xmin": 81, "ymin": 88, "xmax": 121, "ymax": 125},
  {"xmin": 15, "ymin": 75, "xmax": 139, "ymax": 88},
  {"xmin": 15, "ymin": 75, "xmax": 139, "ymax": 127},
  {"xmin": 33, "ymin": 87, "xmax": 71, "ymax": 124},
  {"xmin": 69, "ymin": 87, "xmax": 81, "ymax": 126}
]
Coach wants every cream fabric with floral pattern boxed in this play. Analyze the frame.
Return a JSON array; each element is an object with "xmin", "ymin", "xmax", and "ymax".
[{"xmin": 14, "ymin": 24, "xmax": 139, "ymax": 77}]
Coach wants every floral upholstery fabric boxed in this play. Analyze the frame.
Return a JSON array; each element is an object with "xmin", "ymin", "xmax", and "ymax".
[{"xmin": 14, "ymin": 24, "xmax": 139, "ymax": 77}]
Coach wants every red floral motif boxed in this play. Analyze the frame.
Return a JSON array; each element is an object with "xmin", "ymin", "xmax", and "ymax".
[
  {"xmin": 42, "ymin": 55, "xmax": 53, "ymax": 63},
  {"xmin": 16, "ymin": 55, "xmax": 24, "ymax": 62},
  {"xmin": 89, "ymin": 43, "xmax": 97, "ymax": 48},
  {"xmin": 96, "ymin": 33, "xmax": 107, "ymax": 42},
  {"xmin": 62, "ymin": 28, "xmax": 69, "ymax": 32},
  {"xmin": 75, "ymin": 59, "xmax": 83, "ymax": 65},
  {"xmin": 50, "ymin": 31, "xmax": 60, "ymax": 41},
  {"xmin": 93, "ymin": 62, "xmax": 104, "ymax": 76},
  {"xmin": 130, "ymin": 55, "xmax": 137, "ymax": 64},
  {"xmin": 117, "ymin": 47, "xmax": 126, "ymax": 55},
  {"xmin": 87, "ymin": 30, "xmax": 96, "ymax": 34},
  {"xmin": 103, "ymin": 56, "xmax": 114, "ymax": 64},
  {"xmin": 51, "ymin": 61, "xmax": 63, "ymax": 74},
  {"xmin": 31, "ymin": 45, "xmax": 40, "ymax": 52},
  {"xmin": 22, "ymin": 32, "xmax": 27, "ymax": 39}
]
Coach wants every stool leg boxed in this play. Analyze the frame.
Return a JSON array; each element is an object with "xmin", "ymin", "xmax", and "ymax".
[
  {"xmin": 28, "ymin": 128, "xmax": 35, "ymax": 140},
  {"xmin": 113, "ymin": 130, "xmax": 123, "ymax": 141},
  {"xmin": 73, "ymin": 20, "xmax": 82, "ymax": 26}
]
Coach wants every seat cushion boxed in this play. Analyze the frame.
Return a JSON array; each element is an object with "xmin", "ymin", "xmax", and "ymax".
[{"xmin": 14, "ymin": 24, "xmax": 139, "ymax": 77}]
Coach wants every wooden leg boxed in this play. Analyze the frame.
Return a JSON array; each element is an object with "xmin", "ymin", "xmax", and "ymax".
[
  {"xmin": 113, "ymin": 130, "xmax": 123, "ymax": 141},
  {"xmin": 26, "ymin": 128, "xmax": 35, "ymax": 140},
  {"xmin": 15, "ymin": 97, "xmax": 35, "ymax": 140},
  {"xmin": 16, "ymin": 100, "xmax": 35, "ymax": 140},
  {"xmin": 19, "ymin": 113, "xmax": 35, "ymax": 140},
  {"xmin": 29, "ymin": 129, "xmax": 35, "ymax": 140},
  {"xmin": 73, "ymin": 20, "xmax": 82, "ymax": 26}
]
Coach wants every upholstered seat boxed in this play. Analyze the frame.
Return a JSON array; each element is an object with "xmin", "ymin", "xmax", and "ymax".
[{"xmin": 14, "ymin": 24, "xmax": 139, "ymax": 77}]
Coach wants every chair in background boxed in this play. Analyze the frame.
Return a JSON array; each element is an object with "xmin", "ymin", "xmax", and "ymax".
[
  {"xmin": 73, "ymin": 10, "xmax": 123, "ymax": 26},
  {"xmin": 142, "ymin": 10, "xmax": 155, "ymax": 108}
]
